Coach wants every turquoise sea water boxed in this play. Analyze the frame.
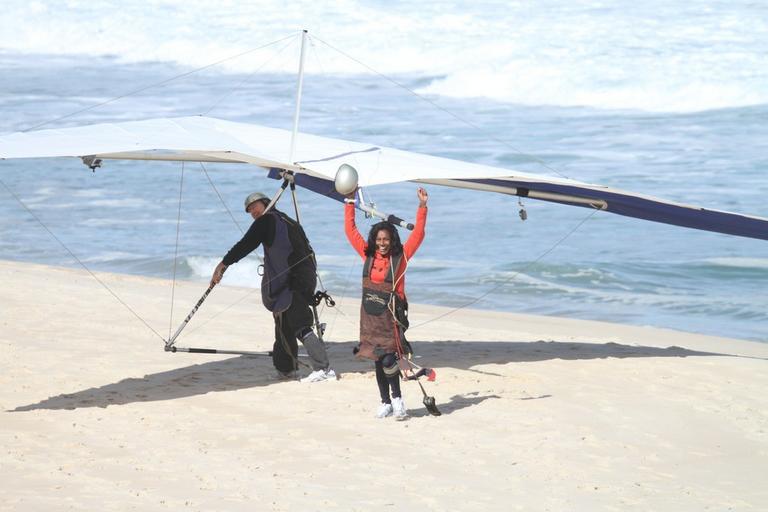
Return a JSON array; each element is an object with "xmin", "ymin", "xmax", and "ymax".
[{"xmin": 1, "ymin": 3, "xmax": 766, "ymax": 342}]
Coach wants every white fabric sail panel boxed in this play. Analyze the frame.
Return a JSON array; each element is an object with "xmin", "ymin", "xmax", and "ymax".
[
  {"xmin": 0, "ymin": 117, "xmax": 290, "ymax": 167},
  {"xmin": 0, "ymin": 116, "xmax": 582, "ymax": 187},
  {"xmin": 2, "ymin": 116, "xmax": 767, "ymax": 240}
]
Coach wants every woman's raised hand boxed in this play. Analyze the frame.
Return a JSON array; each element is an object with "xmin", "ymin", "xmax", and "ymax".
[{"xmin": 417, "ymin": 187, "xmax": 428, "ymax": 207}]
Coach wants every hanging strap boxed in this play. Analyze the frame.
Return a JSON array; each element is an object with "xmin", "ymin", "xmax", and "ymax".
[{"xmin": 362, "ymin": 253, "xmax": 403, "ymax": 284}]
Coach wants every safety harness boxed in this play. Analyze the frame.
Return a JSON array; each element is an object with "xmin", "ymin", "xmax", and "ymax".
[{"xmin": 359, "ymin": 248, "xmax": 441, "ymax": 416}]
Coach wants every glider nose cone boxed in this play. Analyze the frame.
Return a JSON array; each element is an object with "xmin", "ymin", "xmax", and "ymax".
[{"xmin": 335, "ymin": 164, "xmax": 359, "ymax": 196}]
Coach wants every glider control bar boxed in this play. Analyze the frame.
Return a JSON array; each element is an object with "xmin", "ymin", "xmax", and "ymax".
[
  {"xmin": 335, "ymin": 163, "xmax": 415, "ymax": 230},
  {"xmin": 346, "ymin": 196, "xmax": 414, "ymax": 230}
]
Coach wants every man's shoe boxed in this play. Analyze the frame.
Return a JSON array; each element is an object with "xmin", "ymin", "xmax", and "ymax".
[
  {"xmin": 376, "ymin": 402, "xmax": 393, "ymax": 418},
  {"xmin": 392, "ymin": 397, "xmax": 408, "ymax": 420},
  {"xmin": 300, "ymin": 368, "xmax": 337, "ymax": 383}
]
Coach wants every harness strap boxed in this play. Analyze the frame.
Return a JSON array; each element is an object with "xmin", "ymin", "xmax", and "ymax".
[{"xmin": 362, "ymin": 253, "xmax": 403, "ymax": 284}]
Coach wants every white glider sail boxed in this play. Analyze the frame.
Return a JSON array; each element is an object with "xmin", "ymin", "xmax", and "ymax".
[{"xmin": 1, "ymin": 115, "xmax": 767, "ymax": 241}]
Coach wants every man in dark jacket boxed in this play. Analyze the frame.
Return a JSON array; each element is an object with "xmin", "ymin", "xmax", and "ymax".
[{"xmin": 210, "ymin": 192, "xmax": 335, "ymax": 382}]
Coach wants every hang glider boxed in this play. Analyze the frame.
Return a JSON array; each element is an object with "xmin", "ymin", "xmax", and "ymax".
[{"xmin": 1, "ymin": 115, "xmax": 766, "ymax": 241}]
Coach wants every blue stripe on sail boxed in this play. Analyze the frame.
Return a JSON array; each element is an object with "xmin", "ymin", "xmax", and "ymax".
[
  {"xmin": 267, "ymin": 168, "xmax": 346, "ymax": 202},
  {"xmin": 469, "ymin": 178, "xmax": 768, "ymax": 241},
  {"xmin": 267, "ymin": 169, "xmax": 767, "ymax": 241}
]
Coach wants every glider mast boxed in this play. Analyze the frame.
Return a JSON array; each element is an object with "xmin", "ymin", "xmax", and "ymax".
[{"xmin": 289, "ymin": 29, "xmax": 308, "ymax": 164}]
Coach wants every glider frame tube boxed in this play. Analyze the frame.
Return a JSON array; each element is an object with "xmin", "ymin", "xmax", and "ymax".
[
  {"xmin": 166, "ymin": 346, "xmax": 310, "ymax": 358},
  {"xmin": 166, "ymin": 284, "xmax": 214, "ymax": 349},
  {"xmin": 166, "ymin": 346, "xmax": 275, "ymax": 357},
  {"xmin": 350, "ymin": 197, "xmax": 415, "ymax": 230},
  {"xmin": 416, "ymin": 178, "xmax": 608, "ymax": 210}
]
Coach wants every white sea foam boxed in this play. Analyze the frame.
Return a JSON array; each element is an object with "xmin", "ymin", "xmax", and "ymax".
[
  {"xmin": 81, "ymin": 251, "xmax": 146, "ymax": 263},
  {"xmin": 71, "ymin": 189, "xmax": 105, "ymax": 198},
  {"xmin": 3, "ymin": 0, "xmax": 767, "ymax": 112},
  {"xmin": 482, "ymin": 269, "xmax": 758, "ymax": 314},
  {"xmin": 87, "ymin": 198, "xmax": 151, "ymax": 208},
  {"xmin": 78, "ymin": 218, "xmax": 181, "ymax": 227},
  {"xmin": 704, "ymin": 257, "xmax": 768, "ymax": 270},
  {"xmin": 186, "ymin": 255, "xmax": 261, "ymax": 289}
]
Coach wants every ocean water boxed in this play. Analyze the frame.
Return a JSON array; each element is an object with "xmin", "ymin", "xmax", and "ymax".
[{"xmin": 1, "ymin": 1, "xmax": 766, "ymax": 342}]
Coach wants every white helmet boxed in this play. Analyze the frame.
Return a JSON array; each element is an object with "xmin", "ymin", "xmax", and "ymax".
[{"xmin": 244, "ymin": 192, "xmax": 269, "ymax": 212}]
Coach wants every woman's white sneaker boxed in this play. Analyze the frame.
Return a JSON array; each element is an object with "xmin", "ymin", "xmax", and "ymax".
[
  {"xmin": 392, "ymin": 397, "xmax": 408, "ymax": 420},
  {"xmin": 376, "ymin": 402, "xmax": 393, "ymax": 418}
]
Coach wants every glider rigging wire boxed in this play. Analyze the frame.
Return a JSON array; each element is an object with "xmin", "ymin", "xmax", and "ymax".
[
  {"xmin": 168, "ymin": 162, "xmax": 185, "ymax": 339},
  {"xmin": 21, "ymin": 32, "xmax": 299, "ymax": 133},
  {"xmin": 306, "ymin": 32, "xmax": 627, "ymax": 337},
  {"xmin": 409, "ymin": 207, "xmax": 601, "ymax": 330},
  {"xmin": 0, "ymin": 176, "xmax": 165, "ymax": 341},
  {"xmin": 200, "ymin": 35, "xmax": 298, "ymax": 117},
  {"xmin": 165, "ymin": 171, "xmax": 335, "ymax": 363},
  {"xmin": 311, "ymin": 33, "xmax": 571, "ymax": 180},
  {"xmin": 298, "ymin": 36, "xmax": 412, "ymax": 336},
  {"xmin": 32, "ymin": 28, "xmax": 296, "ymax": 346},
  {"xmin": 299, "ymin": 36, "xmax": 365, "ymax": 335},
  {"xmin": 305, "ymin": 32, "xmax": 597, "ymax": 334},
  {"xmin": 4, "ymin": 30, "xmax": 608, "ymax": 354},
  {"xmin": 198, "ymin": 162, "xmax": 246, "ymax": 234}
]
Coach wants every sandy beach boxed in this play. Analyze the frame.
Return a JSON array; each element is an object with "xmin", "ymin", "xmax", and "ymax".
[{"xmin": 1, "ymin": 259, "xmax": 766, "ymax": 511}]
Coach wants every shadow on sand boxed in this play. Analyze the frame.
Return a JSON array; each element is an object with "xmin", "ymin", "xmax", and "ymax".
[{"xmin": 10, "ymin": 339, "xmax": 732, "ymax": 412}]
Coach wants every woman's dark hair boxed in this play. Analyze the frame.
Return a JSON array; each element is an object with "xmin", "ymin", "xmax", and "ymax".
[{"xmin": 365, "ymin": 221, "xmax": 403, "ymax": 257}]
